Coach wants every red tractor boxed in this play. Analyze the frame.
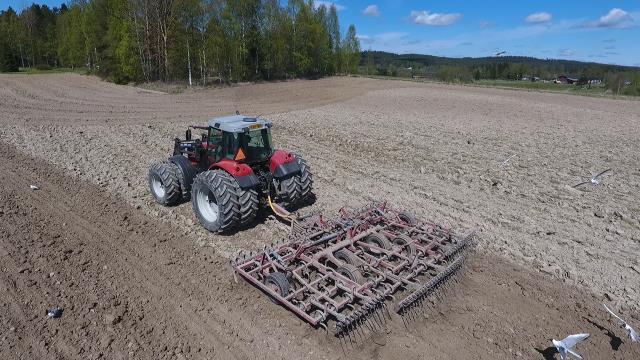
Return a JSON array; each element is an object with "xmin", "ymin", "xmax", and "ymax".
[{"xmin": 148, "ymin": 114, "xmax": 313, "ymax": 233}]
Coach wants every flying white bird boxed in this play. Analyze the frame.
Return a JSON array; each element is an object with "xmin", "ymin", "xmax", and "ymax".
[
  {"xmin": 500, "ymin": 154, "xmax": 517, "ymax": 167},
  {"xmin": 30, "ymin": 185, "xmax": 39, "ymax": 190},
  {"xmin": 603, "ymin": 303, "xmax": 639, "ymax": 342},
  {"xmin": 552, "ymin": 333, "xmax": 590, "ymax": 360},
  {"xmin": 573, "ymin": 169, "xmax": 611, "ymax": 188}
]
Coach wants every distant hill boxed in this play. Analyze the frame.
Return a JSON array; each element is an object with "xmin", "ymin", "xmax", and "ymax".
[{"xmin": 360, "ymin": 51, "xmax": 639, "ymax": 80}]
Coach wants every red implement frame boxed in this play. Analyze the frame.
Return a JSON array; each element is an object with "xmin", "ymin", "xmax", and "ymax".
[{"xmin": 232, "ymin": 202, "xmax": 473, "ymax": 339}]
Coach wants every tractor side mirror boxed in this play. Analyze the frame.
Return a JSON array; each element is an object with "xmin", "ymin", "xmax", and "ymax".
[{"xmin": 185, "ymin": 128, "xmax": 192, "ymax": 141}]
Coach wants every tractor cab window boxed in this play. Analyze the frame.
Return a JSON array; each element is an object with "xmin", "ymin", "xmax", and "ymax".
[
  {"xmin": 221, "ymin": 128, "xmax": 273, "ymax": 163},
  {"xmin": 208, "ymin": 128, "xmax": 224, "ymax": 162},
  {"xmin": 208, "ymin": 128, "xmax": 223, "ymax": 145},
  {"xmin": 240, "ymin": 129, "xmax": 273, "ymax": 162}
]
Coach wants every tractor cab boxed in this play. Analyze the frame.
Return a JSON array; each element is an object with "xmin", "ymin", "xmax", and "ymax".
[{"xmin": 206, "ymin": 115, "xmax": 274, "ymax": 164}]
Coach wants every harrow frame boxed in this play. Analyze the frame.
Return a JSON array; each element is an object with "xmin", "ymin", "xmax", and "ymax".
[{"xmin": 232, "ymin": 202, "xmax": 473, "ymax": 338}]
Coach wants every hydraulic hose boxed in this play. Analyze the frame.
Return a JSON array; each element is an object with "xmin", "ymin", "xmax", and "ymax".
[{"xmin": 267, "ymin": 195, "xmax": 294, "ymax": 223}]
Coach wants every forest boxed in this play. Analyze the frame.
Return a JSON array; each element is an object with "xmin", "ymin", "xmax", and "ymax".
[
  {"xmin": 361, "ymin": 51, "xmax": 640, "ymax": 80},
  {"xmin": 0, "ymin": 1, "xmax": 361, "ymax": 84},
  {"xmin": 360, "ymin": 50, "xmax": 640, "ymax": 95}
]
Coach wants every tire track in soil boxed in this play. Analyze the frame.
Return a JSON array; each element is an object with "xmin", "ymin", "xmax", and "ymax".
[{"xmin": 0, "ymin": 142, "xmax": 324, "ymax": 360}]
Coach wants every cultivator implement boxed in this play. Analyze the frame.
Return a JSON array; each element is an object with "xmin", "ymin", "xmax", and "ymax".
[{"xmin": 232, "ymin": 202, "xmax": 474, "ymax": 340}]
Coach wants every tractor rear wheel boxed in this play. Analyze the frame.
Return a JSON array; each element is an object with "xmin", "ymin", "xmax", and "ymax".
[
  {"xmin": 277, "ymin": 154, "xmax": 314, "ymax": 209},
  {"xmin": 191, "ymin": 170, "xmax": 240, "ymax": 233},
  {"xmin": 294, "ymin": 154, "xmax": 314, "ymax": 202},
  {"xmin": 236, "ymin": 186, "xmax": 258, "ymax": 228},
  {"xmin": 278, "ymin": 175, "xmax": 301, "ymax": 208},
  {"xmin": 148, "ymin": 161, "xmax": 182, "ymax": 205}
]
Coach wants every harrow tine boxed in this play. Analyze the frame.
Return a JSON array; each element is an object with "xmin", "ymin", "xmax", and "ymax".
[
  {"xmin": 364, "ymin": 317, "xmax": 375, "ymax": 333},
  {"xmin": 374, "ymin": 307, "xmax": 384, "ymax": 327},
  {"xmin": 382, "ymin": 303, "xmax": 392, "ymax": 320}
]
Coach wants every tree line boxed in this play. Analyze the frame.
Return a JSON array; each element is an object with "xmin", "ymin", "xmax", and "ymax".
[
  {"xmin": 362, "ymin": 50, "xmax": 640, "ymax": 94},
  {"xmin": 0, "ymin": 1, "xmax": 361, "ymax": 84}
]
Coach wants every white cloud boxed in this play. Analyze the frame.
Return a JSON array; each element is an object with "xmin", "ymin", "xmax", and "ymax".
[
  {"xmin": 356, "ymin": 35, "xmax": 373, "ymax": 44},
  {"xmin": 479, "ymin": 21, "xmax": 494, "ymax": 29},
  {"xmin": 314, "ymin": 1, "xmax": 345, "ymax": 11},
  {"xmin": 363, "ymin": 5, "xmax": 380, "ymax": 17},
  {"xmin": 525, "ymin": 12, "xmax": 552, "ymax": 24},
  {"xmin": 409, "ymin": 10, "xmax": 462, "ymax": 26},
  {"xmin": 582, "ymin": 8, "xmax": 634, "ymax": 28},
  {"xmin": 558, "ymin": 48, "xmax": 574, "ymax": 57}
]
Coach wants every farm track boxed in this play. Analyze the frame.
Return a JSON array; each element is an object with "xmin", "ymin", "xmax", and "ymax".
[{"xmin": 1, "ymin": 74, "xmax": 639, "ymax": 359}]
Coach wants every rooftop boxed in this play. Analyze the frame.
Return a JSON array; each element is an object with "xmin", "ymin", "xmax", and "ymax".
[{"xmin": 207, "ymin": 114, "xmax": 272, "ymax": 133}]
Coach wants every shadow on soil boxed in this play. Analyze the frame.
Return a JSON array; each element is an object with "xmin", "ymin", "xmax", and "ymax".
[{"xmin": 585, "ymin": 317, "xmax": 622, "ymax": 351}]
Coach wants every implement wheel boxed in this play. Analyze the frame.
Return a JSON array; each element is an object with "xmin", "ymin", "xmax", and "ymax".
[
  {"xmin": 336, "ymin": 264, "xmax": 365, "ymax": 285},
  {"xmin": 264, "ymin": 272, "xmax": 291, "ymax": 303},
  {"xmin": 393, "ymin": 234, "xmax": 417, "ymax": 258},
  {"xmin": 362, "ymin": 232, "xmax": 392, "ymax": 255},
  {"xmin": 398, "ymin": 211, "xmax": 417, "ymax": 226},
  {"xmin": 334, "ymin": 249, "xmax": 361, "ymax": 266}
]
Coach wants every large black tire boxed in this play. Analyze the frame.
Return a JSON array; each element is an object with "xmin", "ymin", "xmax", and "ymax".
[
  {"xmin": 235, "ymin": 186, "xmax": 258, "ymax": 228},
  {"xmin": 191, "ymin": 170, "xmax": 240, "ymax": 233},
  {"xmin": 278, "ymin": 175, "xmax": 301, "ymax": 208},
  {"xmin": 148, "ymin": 161, "xmax": 182, "ymax": 205},
  {"xmin": 169, "ymin": 155, "xmax": 198, "ymax": 200},
  {"xmin": 294, "ymin": 154, "xmax": 313, "ymax": 202},
  {"xmin": 277, "ymin": 153, "xmax": 314, "ymax": 209}
]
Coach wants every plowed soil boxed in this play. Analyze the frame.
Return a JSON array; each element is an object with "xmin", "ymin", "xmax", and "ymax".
[{"xmin": 1, "ymin": 74, "xmax": 639, "ymax": 359}]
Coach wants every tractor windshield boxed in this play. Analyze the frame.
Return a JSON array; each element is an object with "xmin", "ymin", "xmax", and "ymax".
[{"xmin": 222, "ymin": 128, "xmax": 273, "ymax": 163}]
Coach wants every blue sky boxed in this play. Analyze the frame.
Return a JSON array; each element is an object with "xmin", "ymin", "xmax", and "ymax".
[
  {"xmin": 321, "ymin": 0, "xmax": 640, "ymax": 66},
  {"xmin": 3, "ymin": 0, "xmax": 639, "ymax": 66}
]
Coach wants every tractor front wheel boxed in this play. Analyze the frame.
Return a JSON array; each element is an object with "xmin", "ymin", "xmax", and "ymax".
[
  {"xmin": 148, "ymin": 161, "xmax": 182, "ymax": 206},
  {"xmin": 191, "ymin": 170, "xmax": 240, "ymax": 233}
]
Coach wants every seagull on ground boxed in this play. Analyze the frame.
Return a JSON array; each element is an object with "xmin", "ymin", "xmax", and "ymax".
[
  {"xmin": 573, "ymin": 169, "xmax": 611, "ymax": 188},
  {"xmin": 30, "ymin": 185, "xmax": 39, "ymax": 190},
  {"xmin": 603, "ymin": 303, "xmax": 639, "ymax": 342},
  {"xmin": 47, "ymin": 306, "xmax": 63, "ymax": 318},
  {"xmin": 552, "ymin": 333, "xmax": 590, "ymax": 360}
]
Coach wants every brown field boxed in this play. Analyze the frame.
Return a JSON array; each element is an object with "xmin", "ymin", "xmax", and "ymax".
[{"xmin": 1, "ymin": 73, "xmax": 639, "ymax": 359}]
